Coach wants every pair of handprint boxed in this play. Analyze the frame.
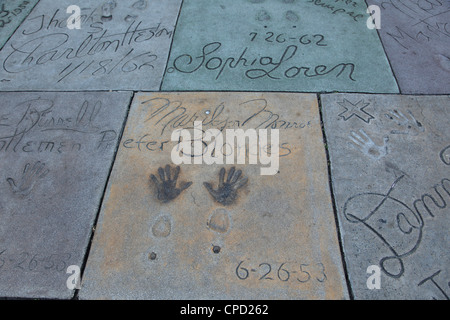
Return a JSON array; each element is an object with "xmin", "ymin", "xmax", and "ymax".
[
  {"xmin": 150, "ymin": 165, "xmax": 248, "ymax": 206},
  {"xmin": 348, "ymin": 109, "xmax": 425, "ymax": 161}
]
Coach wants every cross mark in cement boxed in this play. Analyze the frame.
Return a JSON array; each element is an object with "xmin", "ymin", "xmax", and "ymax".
[{"xmin": 337, "ymin": 99, "xmax": 374, "ymax": 123}]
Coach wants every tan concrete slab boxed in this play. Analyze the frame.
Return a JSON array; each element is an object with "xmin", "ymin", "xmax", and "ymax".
[{"xmin": 80, "ymin": 92, "xmax": 348, "ymax": 300}]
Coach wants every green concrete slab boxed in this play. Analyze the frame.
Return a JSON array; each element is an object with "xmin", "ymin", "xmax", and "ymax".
[
  {"xmin": 161, "ymin": 0, "xmax": 399, "ymax": 93},
  {"xmin": 0, "ymin": 91, "xmax": 132, "ymax": 299},
  {"xmin": 0, "ymin": 0, "xmax": 39, "ymax": 50},
  {"xmin": 0, "ymin": 0, "xmax": 182, "ymax": 90},
  {"xmin": 80, "ymin": 92, "xmax": 348, "ymax": 300},
  {"xmin": 322, "ymin": 93, "xmax": 450, "ymax": 299}
]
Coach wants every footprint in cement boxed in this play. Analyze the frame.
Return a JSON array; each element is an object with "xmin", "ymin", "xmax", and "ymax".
[
  {"xmin": 256, "ymin": 9, "xmax": 271, "ymax": 21},
  {"xmin": 151, "ymin": 214, "xmax": 172, "ymax": 238},
  {"xmin": 124, "ymin": 15, "xmax": 138, "ymax": 23},
  {"xmin": 434, "ymin": 54, "xmax": 450, "ymax": 72},
  {"xmin": 101, "ymin": 0, "xmax": 117, "ymax": 21},
  {"xmin": 285, "ymin": 10, "xmax": 299, "ymax": 22},
  {"xmin": 132, "ymin": 0, "xmax": 148, "ymax": 10},
  {"xmin": 207, "ymin": 208, "xmax": 231, "ymax": 234}
]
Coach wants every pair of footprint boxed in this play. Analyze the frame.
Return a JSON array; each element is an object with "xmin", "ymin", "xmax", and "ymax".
[
  {"xmin": 101, "ymin": 0, "xmax": 147, "ymax": 22},
  {"xmin": 256, "ymin": 9, "xmax": 299, "ymax": 23},
  {"xmin": 150, "ymin": 165, "xmax": 248, "ymax": 206}
]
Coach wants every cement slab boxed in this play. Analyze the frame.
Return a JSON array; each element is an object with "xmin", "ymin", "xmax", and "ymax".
[
  {"xmin": 0, "ymin": 0, "xmax": 182, "ymax": 90},
  {"xmin": 0, "ymin": 91, "xmax": 131, "ymax": 299},
  {"xmin": 0, "ymin": 0, "xmax": 39, "ymax": 49},
  {"xmin": 321, "ymin": 93, "xmax": 450, "ymax": 299},
  {"xmin": 367, "ymin": 0, "xmax": 450, "ymax": 94},
  {"xmin": 161, "ymin": 0, "xmax": 398, "ymax": 93},
  {"xmin": 80, "ymin": 92, "xmax": 349, "ymax": 300}
]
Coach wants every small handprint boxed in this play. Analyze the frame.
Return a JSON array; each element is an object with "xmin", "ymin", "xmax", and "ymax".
[
  {"xmin": 150, "ymin": 165, "xmax": 192, "ymax": 203},
  {"xmin": 384, "ymin": 109, "xmax": 424, "ymax": 136},
  {"xmin": 348, "ymin": 129, "xmax": 388, "ymax": 161},
  {"xmin": 7, "ymin": 161, "xmax": 49, "ymax": 196},
  {"xmin": 203, "ymin": 167, "xmax": 248, "ymax": 206}
]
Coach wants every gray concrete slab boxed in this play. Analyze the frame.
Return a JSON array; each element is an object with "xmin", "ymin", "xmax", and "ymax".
[
  {"xmin": 161, "ymin": 0, "xmax": 399, "ymax": 93},
  {"xmin": 322, "ymin": 93, "xmax": 450, "ymax": 299},
  {"xmin": 0, "ymin": 0, "xmax": 182, "ymax": 90},
  {"xmin": 0, "ymin": 91, "xmax": 131, "ymax": 299},
  {"xmin": 0, "ymin": 0, "xmax": 38, "ymax": 50},
  {"xmin": 80, "ymin": 92, "xmax": 349, "ymax": 300},
  {"xmin": 367, "ymin": 0, "xmax": 450, "ymax": 94}
]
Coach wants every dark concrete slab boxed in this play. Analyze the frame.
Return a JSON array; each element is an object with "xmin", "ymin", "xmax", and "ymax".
[
  {"xmin": 0, "ymin": 91, "xmax": 131, "ymax": 299},
  {"xmin": 0, "ymin": 0, "xmax": 182, "ymax": 90},
  {"xmin": 0, "ymin": 0, "xmax": 39, "ymax": 49},
  {"xmin": 367, "ymin": 0, "xmax": 450, "ymax": 94},
  {"xmin": 322, "ymin": 93, "xmax": 450, "ymax": 299},
  {"xmin": 161, "ymin": 0, "xmax": 398, "ymax": 93},
  {"xmin": 80, "ymin": 92, "xmax": 348, "ymax": 300}
]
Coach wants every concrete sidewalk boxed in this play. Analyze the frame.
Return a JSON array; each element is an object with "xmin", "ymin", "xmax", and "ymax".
[{"xmin": 0, "ymin": 0, "xmax": 448, "ymax": 300}]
